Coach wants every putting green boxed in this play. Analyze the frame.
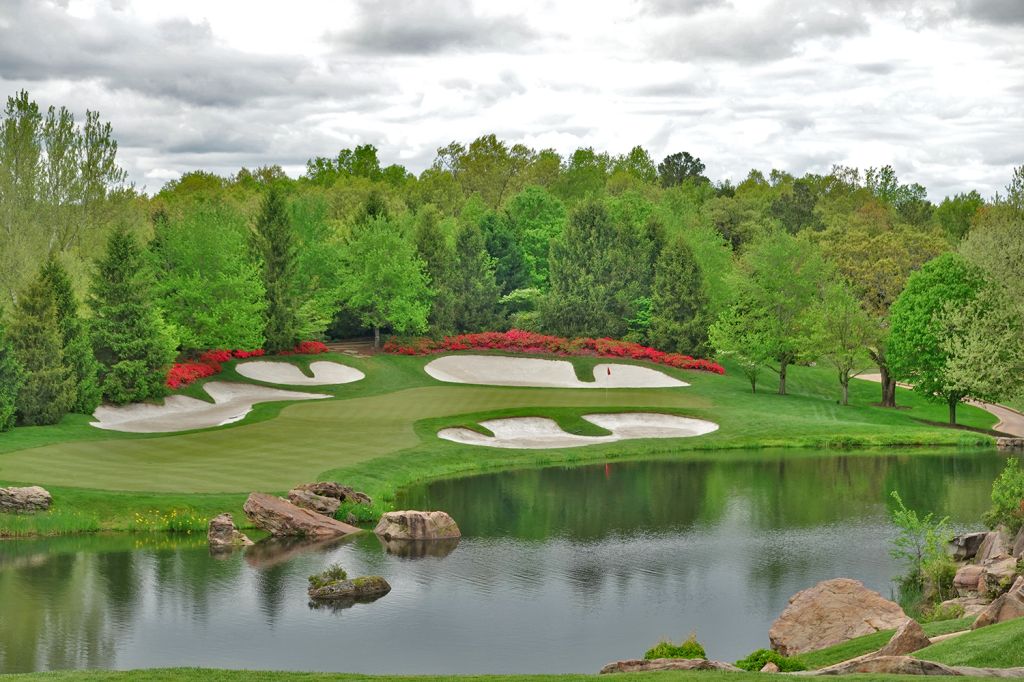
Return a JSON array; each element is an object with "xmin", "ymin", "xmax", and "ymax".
[{"xmin": 0, "ymin": 353, "xmax": 999, "ymax": 495}]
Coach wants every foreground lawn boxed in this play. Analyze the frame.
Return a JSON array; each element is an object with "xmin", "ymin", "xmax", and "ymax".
[
  {"xmin": 0, "ymin": 352, "xmax": 1000, "ymax": 535},
  {"xmin": 0, "ymin": 670, "xmax": 998, "ymax": 682},
  {"xmin": 795, "ymin": 617, "xmax": 974, "ymax": 669},
  {"xmin": 916, "ymin": 618, "xmax": 1024, "ymax": 667}
]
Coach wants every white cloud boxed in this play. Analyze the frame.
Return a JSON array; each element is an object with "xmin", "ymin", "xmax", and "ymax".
[{"xmin": 0, "ymin": 0, "xmax": 1020, "ymax": 199}]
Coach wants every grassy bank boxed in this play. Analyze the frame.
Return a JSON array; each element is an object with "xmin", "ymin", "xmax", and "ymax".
[
  {"xmin": 916, "ymin": 618, "xmax": 1024, "ymax": 667},
  {"xmin": 0, "ymin": 351, "xmax": 1001, "ymax": 536},
  {"xmin": 795, "ymin": 617, "xmax": 973, "ymax": 669},
  {"xmin": 0, "ymin": 670, "xmax": 999, "ymax": 682}
]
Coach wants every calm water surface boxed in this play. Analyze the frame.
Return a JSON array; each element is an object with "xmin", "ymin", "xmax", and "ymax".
[{"xmin": 0, "ymin": 449, "xmax": 1017, "ymax": 674}]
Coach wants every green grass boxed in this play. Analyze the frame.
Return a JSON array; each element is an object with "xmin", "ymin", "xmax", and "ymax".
[
  {"xmin": 916, "ymin": 618, "xmax": 1024, "ymax": 667},
  {"xmin": 0, "ymin": 351, "xmax": 1000, "ymax": 536},
  {"xmin": 795, "ymin": 617, "xmax": 974, "ymax": 669},
  {"xmin": 0, "ymin": 669, "xmax": 998, "ymax": 682}
]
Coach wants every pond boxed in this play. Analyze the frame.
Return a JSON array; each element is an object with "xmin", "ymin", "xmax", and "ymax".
[{"xmin": 0, "ymin": 449, "xmax": 1016, "ymax": 675}]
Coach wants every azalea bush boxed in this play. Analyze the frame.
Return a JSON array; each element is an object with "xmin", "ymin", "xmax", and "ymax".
[
  {"xmin": 383, "ymin": 329, "xmax": 725, "ymax": 375},
  {"xmin": 165, "ymin": 342, "xmax": 325, "ymax": 389}
]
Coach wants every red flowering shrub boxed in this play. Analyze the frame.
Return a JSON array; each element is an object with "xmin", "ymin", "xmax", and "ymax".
[
  {"xmin": 383, "ymin": 330, "xmax": 725, "ymax": 375},
  {"xmin": 166, "ymin": 342, "xmax": 324, "ymax": 390}
]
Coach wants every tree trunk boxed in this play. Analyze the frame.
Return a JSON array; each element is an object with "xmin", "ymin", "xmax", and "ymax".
[
  {"xmin": 879, "ymin": 363, "xmax": 897, "ymax": 408},
  {"xmin": 841, "ymin": 377, "xmax": 849, "ymax": 406},
  {"xmin": 949, "ymin": 397, "xmax": 957, "ymax": 426},
  {"xmin": 373, "ymin": 326, "xmax": 380, "ymax": 348},
  {"xmin": 778, "ymin": 362, "xmax": 788, "ymax": 396}
]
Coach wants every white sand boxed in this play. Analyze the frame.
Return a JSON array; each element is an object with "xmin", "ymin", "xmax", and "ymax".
[
  {"xmin": 424, "ymin": 355, "xmax": 687, "ymax": 388},
  {"xmin": 438, "ymin": 413, "xmax": 718, "ymax": 449},
  {"xmin": 91, "ymin": 381, "xmax": 329, "ymax": 433},
  {"xmin": 235, "ymin": 360, "xmax": 365, "ymax": 386}
]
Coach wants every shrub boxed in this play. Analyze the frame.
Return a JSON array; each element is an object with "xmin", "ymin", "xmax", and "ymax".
[
  {"xmin": 922, "ymin": 556, "xmax": 958, "ymax": 603},
  {"xmin": 279, "ymin": 340, "xmax": 329, "ymax": 356},
  {"xmin": 889, "ymin": 490, "xmax": 953, "ymax": 592},
  {"xmin": 920, "ymin": 602, "xmax": 965, "ymax": 623},
  {"xmin": 644, "ymin": 633, "xmax": 706, "ymax": 660},
  {"xmin": 983, "ymin": 459, "xmax": 1024, "ymax": 534},
  {"xmin": 308, "ymin": 563, "xmax": 348, "ymax": 589},
  {"xmin": 734, "ymin": 649, "xmax": 807, "ymax": 672},
  {"xmin": 383, "ymin": 329, "xmax": 725, "ymax": 375}
]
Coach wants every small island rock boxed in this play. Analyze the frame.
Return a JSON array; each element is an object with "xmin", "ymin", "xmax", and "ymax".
[
  {"xmin": 768, "ymin": 578, "xmax": 908, "ymax": 656},
  {"xmin": 207, "ymin": 513, "xmax": 253, "ymax": 548},
  {"xmin": 374, "ymin": 510, "xmax": 461, "ymax": 541},
  {"xmin": 0, "ymin": 486, "xmax": 52, "ymax": 513},
  {"xmin": 308, "ymin": 575, "xmax": 391, "ymax": 601},
  {"xmin": 599, "ymin": 659, "xmax": 742, "ymax": 674}
]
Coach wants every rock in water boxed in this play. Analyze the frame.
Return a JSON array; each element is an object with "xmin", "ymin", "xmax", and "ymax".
[
  {"xmin": 207, "ymin": 513, "xmax": 253, "ymax": 548},
  {"xmin": 877, "ymin": 619, "xmax": 931, "ymax": 656},
  {"xmin": 973, "ymin": 576, "xmax": 1024, "ymax": 630},
  {"xmin": 308, "ymin": 575, "xmax": 391, "ymax": 601},
  {"xmin": 287, "ymin": 489, "xmax": 340, "ymax": 517},
  {"xmin": 599, "ymin": 659, "xmax": 742, "ymax": 674},
  {"xmin": 243, "ymin": 492, "xmax": 360, "ymax": 538},
  {"xmin": 0, "ymin": 486, "xmax": 52, "ymax": 513},
  {"xmin": 374, "ymin": 510, "xmax": 461, "ymax": 541},
  {"xmin": 768, "ymin": 578, "xmax": 909, "ymax": 655}
]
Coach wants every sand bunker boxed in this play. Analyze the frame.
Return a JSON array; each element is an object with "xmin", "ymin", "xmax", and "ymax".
[
  {"xmin": 424, "ymin": 355, "xmax": 687, "ymax": 388},
  {"xmin": 91, "ymin": 381, "xmax": 328, "ymax": 433},
  {"xmin": 235, "ymin": 360, "xmax": 365, "ymax": 386},
  {"xmin": 438, "ymin": 413, "xmax": 718, "ymax": 449}
]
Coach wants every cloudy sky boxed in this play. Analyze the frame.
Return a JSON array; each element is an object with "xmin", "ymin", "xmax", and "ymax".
[{"xmin": 1, "ymin": 0, "xmax": 1021, "ymax": 198}]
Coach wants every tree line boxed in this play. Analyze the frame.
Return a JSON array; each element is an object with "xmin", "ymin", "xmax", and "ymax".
[{"xmin": 0, "ymin": 89, "xmax": 1022, "ymax": 431}]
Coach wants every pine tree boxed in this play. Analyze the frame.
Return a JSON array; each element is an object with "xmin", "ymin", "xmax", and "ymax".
[
  {"xmin": 452, "ymin": 223, "xmax": 502, "ymax": 332},
  {"xmin": 9, "ymin": 270, "xmax": 74, "ymax": 425},
  {"xmin": 413, "ymin": 212, "xmax": 458, "ymax": 335},
  {"xmin": 0, "ymin": 315, "xmax": 25, "ymax": 432},
  {"xmin": 480, "ymin": 211, "xmax": 531, "ymax": 295},
  {"xmin": 252, "ymin": 184, "xmax": 300, "ymax": 351},
  {"xmin": 649, "ymin": 236, "xmax": 710, "ymax": 355},
  {"xmin": 89, "ymin": 227, "xmax": 177, "ymax": 405},
  {"xmin": 40, "ymin": 258, "xmax": 102, "ymax": 413}
]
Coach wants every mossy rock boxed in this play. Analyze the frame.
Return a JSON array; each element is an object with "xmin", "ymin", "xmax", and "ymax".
[{"xmin": 307, "ymin": 575, "xmax": 391, "ymax": 601}]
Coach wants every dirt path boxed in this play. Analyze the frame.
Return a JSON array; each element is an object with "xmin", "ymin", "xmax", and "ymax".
[{"xmin": 857, "ymin": 373, "xmax": 1024, "ymax": 437}]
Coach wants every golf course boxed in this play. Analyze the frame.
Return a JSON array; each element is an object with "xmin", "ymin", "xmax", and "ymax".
[{"xmin": 0, "ymin": 347, "xmax": 1002, "ymax": 537}]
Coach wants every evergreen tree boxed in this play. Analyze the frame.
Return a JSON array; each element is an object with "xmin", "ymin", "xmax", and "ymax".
[
  {"xmin": 9, "ymin": 270, "xmax": 74, "ymax": 425},
  {"xmin": 480, "ymin": 211, "xmax": 531, "ymax": 295},
  {"xmin": 252, "ymin": 184, "xmax": 300, "ymax": 351},
  {"xmin": 90, "ymin": 227, "xmax": 177, "ymax": 405},
  {"xmin": 0, "ymin": 315, "xmax": 25, "ymax": 432},
  {"xmin": 40, "ymin": 257, "xmax": 102, "ymax": 413},
  {"xmin": 541, "ymin": 201, "xmax": 652, "ymax": 338},
  {"xmin": 452, "ymin": 222, "xmax": 502, "ymax": 332},
  {"xmin": 649, "ymin": 236, "xmax": 709, "ymax": 355},
  {"xmin": 413, "ymin": 209, "xmax": 458, "ymax": 334}
]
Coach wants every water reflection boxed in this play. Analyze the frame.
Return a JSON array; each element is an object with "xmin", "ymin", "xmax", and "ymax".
[{"xmin": 0, "ymin": 449, "xmax": 1016, "ymax": 674}]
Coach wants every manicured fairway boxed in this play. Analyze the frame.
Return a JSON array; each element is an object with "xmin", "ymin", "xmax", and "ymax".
[{"xmin": 0, "ymin": 351, "xmax": 1001, "ymax": 533}]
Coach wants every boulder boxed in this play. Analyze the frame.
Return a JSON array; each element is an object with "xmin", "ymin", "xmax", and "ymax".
[
  {"xmin": 374, "ymin": 510, "xmax": 461, "ymax": 541},
  {"xmin": 973, "ymin": 576, "xmax": 1024, "ymax": 630},
  {"xmin": 293, "ymin": 482, "xmax": 372, "ymax": 506},
  {"xmin": 1014, "ymin": 526, "xmax": 1024, "ymax": 559},
  {"xmin": 939, "ymin": 596, "xmax": 991, "ymax": 617},
  {"xmin": 308, "ymin": 575, "xmax": 391, "ymax": 601},
  {"xmin": 760, "ymin": 662, "xmax": 780, "ymax": 673},
  {"xmin": 815, "ymin": 655, "xmax": 959, "ymax": 676},
  {"xmin": 242, "ymin": 492, "xmax": 360, "ymax": 538},
  {"xmin": 207, "ymin": 513, "xmax": 253, "ymax": 548},
  {"xmin": 977, "ymin": 528, "xmax": 1012, "ymax": 563},
  {"xmin": 981, "ymin": 556, "xmax": 1019, "ymax": 594},
  {"xmin": 0, "ymin": 486, "xmax": 52, "ymax": 513},
  {"xmin": 877, "ymin": 619, "xmax": 931, "ymax": 656},
  {"xmin": 599, "ymin": 659, "xmax": 742, "ymax": 674},
  {"xmin": 952, "ymin": 531, "xmax": 989, "ymax": 562},
  {"xmin": 955, "ymin": 565, "xmax": 986, "ymax": 597},
  {"xmin": 287, "ymin": 489, "xmax": 340, "ymax": 517},
  {"xmin": 768, "ymin": 578, "xmax": 908, "ymax": 656}
]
